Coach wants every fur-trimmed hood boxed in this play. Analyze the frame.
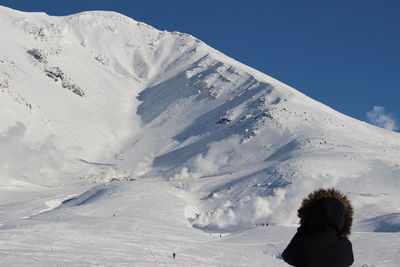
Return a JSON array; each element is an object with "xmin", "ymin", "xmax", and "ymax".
[{"xmin": 297, "ymin": 188, "xmax": 353, "ymax": 238}]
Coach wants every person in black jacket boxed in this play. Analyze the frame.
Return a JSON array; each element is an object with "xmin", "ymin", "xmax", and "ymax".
[{"xmin": 282, "ymin": 188, "xmax": 354, "ymax": 267}]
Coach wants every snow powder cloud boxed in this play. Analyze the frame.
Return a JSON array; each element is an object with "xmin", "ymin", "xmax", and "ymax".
[
  {"xmin": 366, "ymin": 106, "xmax": 398, "ymax": 131},
  {"xmin": 0, "ymin": 121, "xmax": 64, "ymax": 185}
]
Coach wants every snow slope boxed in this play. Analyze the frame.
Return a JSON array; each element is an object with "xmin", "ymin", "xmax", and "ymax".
[{"xmin": 1, "ymin": 5, "xmax": 400, "ymax": 266}]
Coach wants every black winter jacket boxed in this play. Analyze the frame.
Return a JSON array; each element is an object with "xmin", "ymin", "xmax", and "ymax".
[{"xmin": 282, "ymin": 188, "xmax": 354, "ymax": 267}]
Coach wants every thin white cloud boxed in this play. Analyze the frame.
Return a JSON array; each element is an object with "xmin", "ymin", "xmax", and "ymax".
[{"xmin": 366, "ymin": 106, "xmax": 398, "ymax": 131}]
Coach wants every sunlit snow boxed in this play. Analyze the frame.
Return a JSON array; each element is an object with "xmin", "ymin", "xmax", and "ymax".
[{"xmin": 0, "ymin": 5, "xmax": 399, "ymax": 266}]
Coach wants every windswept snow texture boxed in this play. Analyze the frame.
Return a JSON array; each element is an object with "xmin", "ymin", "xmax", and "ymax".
[{"xmin": 1, "ymin": 5, "xmax": 400, "ymax": 266}]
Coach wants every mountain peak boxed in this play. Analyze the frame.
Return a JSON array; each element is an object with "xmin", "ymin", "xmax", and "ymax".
[{"xmin": 0, "ymin": 5, "xmax": 399, "ymax": 234}]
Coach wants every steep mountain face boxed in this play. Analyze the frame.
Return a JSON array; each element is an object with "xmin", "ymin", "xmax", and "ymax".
[{"xmin": 1, "ymin": 5, "xmax": 400, "ymax": 232}]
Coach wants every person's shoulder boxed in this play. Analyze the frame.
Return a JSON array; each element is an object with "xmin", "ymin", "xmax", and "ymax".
[
  {"xmin": 338, "ymin": 237, "xmax": 354, "ymax": 265},
  {"xmin": 338, "ymin": 237, "xmax": 353, "ymax": 247}
]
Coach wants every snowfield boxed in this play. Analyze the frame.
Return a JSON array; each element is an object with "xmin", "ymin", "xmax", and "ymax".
[
  {"xmin": 0, "ymin": 5, "xmax": 399, "ymax": 266},
  {"xmin": 1, "ymin": 180, "xmax": 399, "ymax": 266}
]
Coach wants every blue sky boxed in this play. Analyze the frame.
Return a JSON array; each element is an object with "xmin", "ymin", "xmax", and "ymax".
[{"xmin": 2, "ymin": 0, "xmax": 399, "ymax": 131}]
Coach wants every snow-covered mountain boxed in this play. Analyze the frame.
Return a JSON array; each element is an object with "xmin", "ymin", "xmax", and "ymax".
[{"xmin": 1, "ymin": 5, "xmax": 400, "ymax": 266}]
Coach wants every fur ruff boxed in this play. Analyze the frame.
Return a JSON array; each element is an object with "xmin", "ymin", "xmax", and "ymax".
[{"xmin": 297, "ymin": 188, "xmax": 353, "ymax": 238}]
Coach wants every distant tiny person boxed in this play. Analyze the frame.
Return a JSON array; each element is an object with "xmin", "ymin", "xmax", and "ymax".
[{"xmin": 282, "ymin": 188, "xmax": 354, "ymax": 267}]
